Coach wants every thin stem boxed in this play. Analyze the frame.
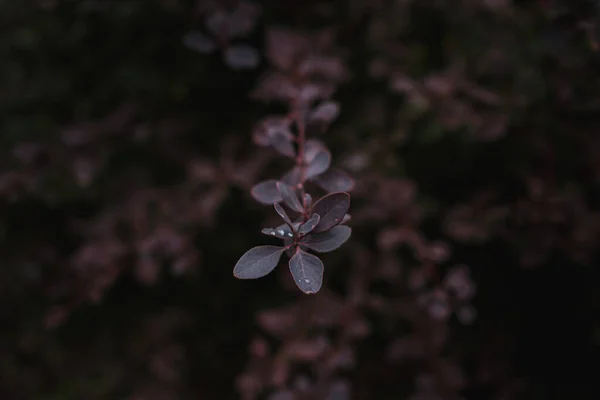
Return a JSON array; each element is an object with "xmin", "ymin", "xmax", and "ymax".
[{"xmin": 293, "ymin": 103, "xmax": 308, "ymax": 216}]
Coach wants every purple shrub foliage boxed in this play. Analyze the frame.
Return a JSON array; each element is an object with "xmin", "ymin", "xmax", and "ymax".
[{"xmin": 1, "ymin": 0, "xmax": 599, "ymax": 399}]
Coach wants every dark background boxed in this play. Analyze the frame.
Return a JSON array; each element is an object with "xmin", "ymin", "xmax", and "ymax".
[{"xmin": 1, "ymin": 0, "xmax": 599, "ymax": 399}]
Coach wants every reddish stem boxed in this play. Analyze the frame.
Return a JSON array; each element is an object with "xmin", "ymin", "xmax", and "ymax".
[{"xmin": 293, "ymin": 102, "xmax": 308, "ymax": 217}]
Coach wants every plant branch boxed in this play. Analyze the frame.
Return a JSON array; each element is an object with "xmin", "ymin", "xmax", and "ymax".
[{"xmin": 293, "ymin": 103, "xmax": 308, "ymax": 215}]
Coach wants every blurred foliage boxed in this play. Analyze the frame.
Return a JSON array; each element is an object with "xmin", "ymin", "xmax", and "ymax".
[{"xmin": 1, "ymin": 0, "xmax": 599, "ymax": 399}]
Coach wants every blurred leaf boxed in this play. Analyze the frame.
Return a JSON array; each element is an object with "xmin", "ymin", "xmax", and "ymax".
[
  {"xmin": 313, "ymin": 168, "xmax": 355, "ymax": 192},
  {"xmin": 224, "ymin": 44, "xmax": 260, "ymax": 70},
  {"xmin": 251, "ymin": 180, "xmax": 282, "ymax": 204},
  {"xmin": 183, "ymin": 31, "xmax": 216, "ymax": 54}
]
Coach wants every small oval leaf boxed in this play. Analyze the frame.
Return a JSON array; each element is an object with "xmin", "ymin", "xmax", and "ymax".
[
  {"xmin": 308, "ymin": 100, "xmax": 340, "ymax": 124},
  {"xmin": 251, "ymin": 180, "xmax": 282, "ymax": 204},
  {"xmin": 289, "ymin": 248, "xmax": 324, "ymax": 294},
  {"xmin": 302, "ymin": 226, "xmax": 351, "ymax": 253},
  {"xmin": 277, "ymin": 181, "xmax": 304, "ymax": 212},
  {"xmin": 298, "ymin": 214, "xmax": 320, "ymax": 236},
  {"xmin": 303, "ymin": 139, "xmax": 331, "ymax": 179},
  {"xmin": 341, "ymin": 213, "xmax": 351, "ymax": 224},
  {"xmin": 281, "ymin": 167, "xmax": 301, "ymax": 186},
  {"xmin": 183, "ymin": 31, "xmax": 216, "ymax": 54},
  {"xmin": 304, "ymin": 139, "xmax": 327, "ymax": 160},
  {"xmin": 233, "ymin": 245, "xmax": 285, "ymax": 279},
  {"xmin": 224, "ymin": 44, "xmax": 260, "ymax": 69},
  {"xmin": 262, "ymin": 223, "xmax": 294, "ymax": 239},
  {"xmin": 311, "ymin": 192, "xmax": 351, "ymax": 233},
  {"xmin": 274, "ymin": 203, "xmax": 293, "ymax": 227},
  {"xmin": 313, "ymin": 168, "xmax": 355, "ymax": 192},
  {"xmin": 305, "ymin": 149, "xmax": 331, "ymax": 178},
  {"xmin": 271, "ymin": 132, "xmax": 296, "ymax": 158},
  {"xmin": 253, "ymin": 116, "xmax": 293, "ymax": 147}
]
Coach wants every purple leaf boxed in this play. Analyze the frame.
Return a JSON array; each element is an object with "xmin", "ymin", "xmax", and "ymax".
[
  {"xmin": 261, "ymin": 228, "xmax": 285, "ymax": 239},
  {"xmin": 304, "ymin": 139, "xmax": 327, "ymax": 159},
  {"xmin": 252, "ymin": 116, "xmax": 293, "ymax": 147},
  {"xmin": 224, "ymin": 44, "xmax": 260, "ymax": 69},
  {"xmin": 313, "ymin": 168, "xmax": 355, "ymax": 192},
  {"xmin": 308, "ymin": 101, "xmax": 340, "ymax": 124},
  {"xmin": 302, "ymin": 226, "xmax": 351, "ymax": 253},
  {"xmin": 281, "ymin": 167, "xmax": 301, "ymax": 186},
  {"xmin": 298, "ymin": 83, "xmax": 334, "ymax": 106},
  {"xmin": 288, "ymin": 248, "xmax": 324, "ymax": 294},
  {"xmin": 278, "ymin": 223, "xmax": 296, "ymax": 237},
  {"xmin": 298, "ymin": 214, "xmax": 320, "ymax": 236},
  {"xmin": 227, "ymin": 1, "xmax": 262, "ymax": 38},
  {"xmin": 274, "ymin": 203, "xmax": 293, "ymax": 227},
  {"xmin": 205, "ymin": 10, "xmax": 228, "ymax": 37},
  {"xmin": 311, "ymin": 192, "xmax": 351, "ymax": 233},
  {"xmin": 298, "ymin": 55, "xmax": 349, "ymax": 82},
  {"xmin": 251, "ymin": 180, "xmax": 282, "ymax": 204},
  {"xmin": 251, "ymin": 71, "xmax": 298, "ymax": 102},
  {"xmin": 306, "ymin": 148, "xmax": 331, "ymax": 178},
  {"xmin": 262, "ymin": 223, "xmax": 294, "ymax": 239},
  {"xmin": 183, "ymin": 31, "xmax": 216, "ymax": 54},
  {"xmin": 304, "ymin": 140, "xmax": 331, "ymax": 178},
  {"xmin": 233, "ymin": 245, "xmax": 284, "ymax": 279},
  {"xmin": 276, "ymin": 181, "xmax": 304, "ymax": 212},
  {"xmin": 265, "ymin": 27, "xmax": 309, "ymax": 71},
  {"xmin": 284, "ymin": 239, "xmax": 295, "ymax": 257},
  {"xmin": 341, "ymin": 214, "xmax": 351, "ymax": 224},
  {"xmin": 271, "ymin": 132, "xmax": 296, "ymax": 158}
]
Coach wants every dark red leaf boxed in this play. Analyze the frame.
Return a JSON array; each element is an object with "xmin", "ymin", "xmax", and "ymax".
[
  {"xmin": 284, "ymin": 239, "xmax": 295, "ymax": 257},
  {"xmin": 224, "ymin": 44, "xmax": 260, "ymax": 69},
  {"xmin": 302, "ymin": 226, "xmax": 351, "ymax": 253},
  {"xmin": 303, "ymin": 139, "xmax": 331, "ymax": 178},
  {"xmin": 298, "ymin": 55, "xmax": 349, "ymax": 82},
  {"xmin": 274, "ymin": 203, "xmax": 293, "ymax": 227},
  {"xmin": 233, "ymin": 245, "xmax": 284, "ymax": 279},
  {"xmin": 341, "ymin": 213, "xmax": 351, "ymax": 224},
  {"xmin": 183, "ymin": 31, "xmax": 216, "ymax": 54},
  {"xmin": 252, "ymin": 116, "xmax": 292, "ymax": 147},
  {"xmin": 308, "ymin": 101, "xmax": 340, "ymax": 124},
  {"xmin": 251, "ymin": 72, "xmax": 298, "ymax": 102},
  {"xmin": 276, "ymin": 181, "xmax": 304, "ymax": 212},
  {"xmin": 227, "ymin": 1, "xmax": 262, "ymax": 38},
  {"xmin": 306, "ymin": 148, "xmax": 331, "ymax": 178},
  {"xmin": 297, "ymin": 83, "xmax": 335, "ymax": 106},
  {"xmin": 205, "ymin": 10, "xmax": 228, "ymax": 37},
  {"xmin": 271, "ymin": 132, "xmax": 295, "ymax": 157},
  {"xmin": 281, "ymin": 167, "xmax": 301, "ymax": 186},
  {"xmin": 288, "ymin": 248, "xmax": 324, "ymax": 294},
  {"xmin": 251, "ymin": 180, "xmax": 282, "ymax": 204},
  {"xmin": 304, "ymin": 139, "xmax": 326, "ymax": 158},
  {"xmin": 311, "ymin": 192, "xmax": 350, "ymax": 233},
  {"xmin": 265, "ymin": 27, "xmax": 308, "ymax": 71},
  {"xmin": 262, "ymin": 224, "xmax": 294, "ymax": 239},
  {"xmin": 313, "ymin": 168, "xmax": 355, "ymax": 192},
  {"xmin": 298, "ymin": 214, "xmax": 320, "ymax": 235}
]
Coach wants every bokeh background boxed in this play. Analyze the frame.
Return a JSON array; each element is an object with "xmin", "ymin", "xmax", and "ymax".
[{"xmin": 1, "ymin": 0, "xmax": 600, "ymax": 399}]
